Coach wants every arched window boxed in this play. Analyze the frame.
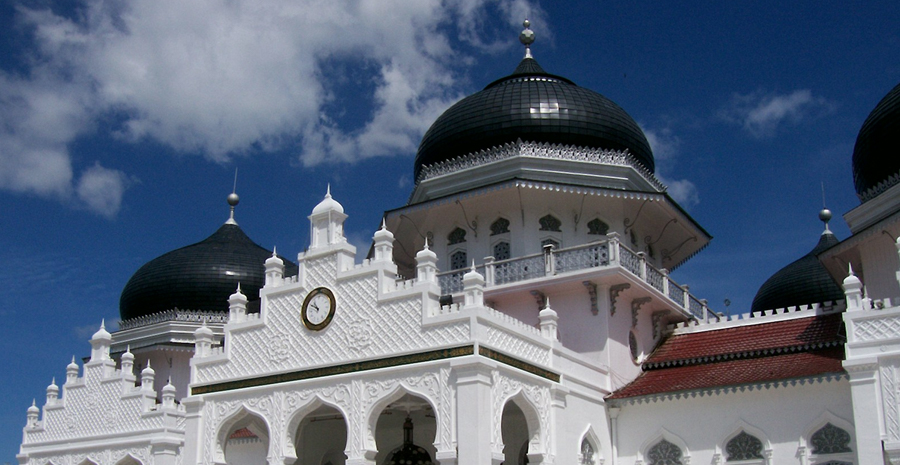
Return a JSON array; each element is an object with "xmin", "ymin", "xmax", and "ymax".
[
  {"xmin": 629, "ymin": 331, "xmax": 640, "ymax": 363},
  {"xmin": 494, "ymin": 241, "xmax": 511, "ymax": 261},
  {"xmin": 811, "ymin": 423, "xmax": 852, "ymax": 454},
  {"xmin": 580, "ymin": 438, "xmax": 596, "ymax": 465},
  {"xmin": 451, "ymin": 250, "xmax": 468, "ymax": 270},
  {"xmin": 539, "ymin": 215, "xmax": 562, "ymax": 232},
  {"xmin": 448, "ymin": 227, "xmax": 467, "ymax": 245},
  {"xmin": 726, "ymin": 431, "xmax": 763, "ymax": 461},
  {"xmin": 491, "ymin": 218, "xmax": 510, "ymax": 235},
  {"xmin": 587, "ymin": 218, "xmax": 609, "ymax": 235},
  {"xmin": 647, "ymin": 439, "xmax": 683, "ymax": 465}
]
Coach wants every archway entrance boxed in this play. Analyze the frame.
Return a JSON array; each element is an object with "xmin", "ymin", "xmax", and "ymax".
[
  {"xmin": 293, "ymin": 404, "xmax": 348, "ymax": 465},
  {"xmin": 374, "ymin": 393, "xmax": 437, "ymax": 465},
  {"xmin": 501, "ymin": 401, "xmax": 530, "ymax": 465}
]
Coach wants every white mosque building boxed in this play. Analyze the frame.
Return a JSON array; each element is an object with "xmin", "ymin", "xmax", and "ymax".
[{"xmin": 16, "ymin": 21, "xmax": 900, "ymax": 465}]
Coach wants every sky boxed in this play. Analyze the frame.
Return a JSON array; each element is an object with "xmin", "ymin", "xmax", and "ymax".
[{"xmin": 1, "ymin": 0, "xmax": 899, "ymax": 460}]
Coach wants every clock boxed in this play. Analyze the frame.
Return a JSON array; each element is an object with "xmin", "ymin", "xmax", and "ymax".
[{"xmin": 301, "ymin": 287, "xmax": 336, "ymax": 331}]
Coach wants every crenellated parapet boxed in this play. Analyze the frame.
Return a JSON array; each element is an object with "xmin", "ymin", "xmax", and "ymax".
[{"xmin": 18, "ymin": 322, "xmax": 185, "ymax": 465}]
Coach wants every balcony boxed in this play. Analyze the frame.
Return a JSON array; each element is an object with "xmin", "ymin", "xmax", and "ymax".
[{"xmin": 436, "ymin": 234, "xmax": 711, "ymax": 321}]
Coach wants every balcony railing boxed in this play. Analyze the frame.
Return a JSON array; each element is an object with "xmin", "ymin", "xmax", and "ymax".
[{"xmin": 436, "ymin": 233, "xmax": 711, "ymax": 321}]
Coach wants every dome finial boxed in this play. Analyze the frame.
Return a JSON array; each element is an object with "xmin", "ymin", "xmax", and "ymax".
[
  {"xmin": 226, "ymin": 168, "xmax": 240, "ymax": 225},
  {"xmin": 819, "ymin": 181, "xmax": 833, "ymax": 235},
  {"xmin": 519, "ymin": 19, "xmax": 535, "ymax": 59}
]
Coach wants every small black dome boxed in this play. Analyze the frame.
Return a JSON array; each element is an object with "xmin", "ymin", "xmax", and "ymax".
[
  {"xmin": 119, "ymin": 224, "xmax": 298, "ymax": 321},
  {"xmin": 414, "ymin": 57, "xmax": 653, "ymax": 180},
  {"xmin": 852, "ymin": 81, "xmax": 900, "ymax": 200},
  {"xmin": 750, "ymin": 233, "xmax": 843, "ymax": 313}
]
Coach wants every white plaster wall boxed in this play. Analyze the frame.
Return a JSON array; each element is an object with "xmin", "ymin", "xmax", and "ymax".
[
  {"xmin": 614, "ymin": 378, "xmax": 853, "ymax": 464},
  {"xmin": 859, "ymin": 234, "xmax": 900, "ymax": 301},
  {"xmin": 225, "ymin": 437, "xmax": 267, "ymax": 465}
]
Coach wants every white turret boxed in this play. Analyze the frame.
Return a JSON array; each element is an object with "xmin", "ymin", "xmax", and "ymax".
[
  {"xmin": 45, "ymin": 378, "xmax": 58, "ymax": 406},
  {"xmin": 309, "ymin": 185, "xmax": 348, "ymax": 250},
  {"xmin": 89, "ymin": 319, "xmax": 111, "ymax": 362},
  {"xmin": 265, "ymin": 248, "xmax": 285, "ymax": 287},
  {"xmin": 229, "ymin": 283, "xmax": 248, "ymax": 323}
]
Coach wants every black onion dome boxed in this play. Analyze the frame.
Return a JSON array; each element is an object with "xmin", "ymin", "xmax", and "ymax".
[
  {"xmin": 414, "ymin": 57, "xmax": 654, "ymax": 180},
  {"xmin": 853, "ymin": 81, "xmax": 900, "ymax": 199},
  {"xmin": 750, "ymin": 233, "xmax": 843, "ymax": 313},
  {"xmin": 119, "ymin": 224, "xmax": 298, "ymax": 321}
]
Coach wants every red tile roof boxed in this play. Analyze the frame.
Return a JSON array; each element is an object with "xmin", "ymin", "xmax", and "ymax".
[
  {"xmin": 646, "ymin": 313, "xmax": 843, "ymax": 367},
  {"xmin": 228, "ymin": 427, "xmax": 258, "ymax": 439},
  {"xmin": 608, "ymin": 313, "xmax": 846, "ymax": 400}
]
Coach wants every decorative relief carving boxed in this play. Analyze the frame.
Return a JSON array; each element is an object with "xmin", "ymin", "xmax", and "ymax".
[
  {"xmin": 485, "ymin": 326, "xmax": 550, "ymax": 366},
  {"xmin": 196, "ymin": 273, "xmax": 470, "ymax": 384},
  {"xmin": 347, "ymin": 319, "xmax": 374, "ymax": 352},
  {"xmin": 651, "ymin": 310, "xmax": 671, "ymax": 339},
  {"xmin": 884, "ymin": 364, "xmax": 900, "ymax": 441},
  {"xmin": 854, "ymin": 316, "xmax": 900, "ymax": 342},
  {"xmin": 609, "ymin": 283, "xmax": 630, "ymax": 316},
  {"xmin": 583, "ymin": 281, "xmax": 598, "ymax": 315},
  {"xmin": 631, "ymin": 297, "xmax": 652, "ymax": 328}
]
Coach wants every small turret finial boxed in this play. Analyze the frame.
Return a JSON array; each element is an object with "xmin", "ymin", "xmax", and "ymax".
[
  {"xmin": 326, "ymin": 183, "xmax": 332, "ymax": 198},
  {"xmin": 519, "ymin": 19, "xmax": 535, "ymax": 59}
]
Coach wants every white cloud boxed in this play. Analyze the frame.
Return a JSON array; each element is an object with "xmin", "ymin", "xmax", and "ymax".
[
  {"xmin": 76, "ymin": 163, "xmax": 130, "ymax": 218},
  {"xmin": 0, "ymin": 0, "xmax": 543, "ymax": 217},
  {"xmin": 642, "ymin": 125, "xmax": 699, "ymax": 208},
  {"xmin": 719, "ymin": 89, "xmax": 833, "ymax": 138}
]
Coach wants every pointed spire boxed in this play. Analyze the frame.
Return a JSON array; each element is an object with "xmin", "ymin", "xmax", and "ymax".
[
  {"xmin": 100, "ymin": 318, "xmax": 105, "ymax": 330},
  {"xmin": 326, "ymin": 183, "xmax": 332, "ymax": 198},
  {"xmin": 381, "ymin": 218, "xmax": 387, "ymax": 230},
  {"xmin": 272, "ymin": 246, "xmax": 277, "ymax": 257}
]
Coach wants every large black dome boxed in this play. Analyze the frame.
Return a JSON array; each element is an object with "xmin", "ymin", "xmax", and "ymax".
[
  {"xmin": 750, "ymin": 232, "xmax": 843, "ymax": 314},
  {"xmin": 414, "ymin": 57, "xmax": 653, "ymax": 180},
  {"xmin": 852, "ymin": 81, "xmax": 900, "ymax": 200},
  {"xmin": 119, "ymin": 223, "xmax": 298, "ymax": 321}
]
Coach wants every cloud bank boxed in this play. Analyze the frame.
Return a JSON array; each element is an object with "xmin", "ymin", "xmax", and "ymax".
[
  {"xmin": 0, "ymin": 0, "xmax": 540, "ymax": 216},
  {"xmin": 643, "ymin": 126, "xmax": 700, "ymax": 208},
  {"xmin": 719, "ymin": 89, "xmax": 833, "ymax": 138}
]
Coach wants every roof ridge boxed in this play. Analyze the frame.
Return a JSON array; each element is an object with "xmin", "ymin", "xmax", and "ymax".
[{"xmin": 643, "ymin": 340, "xmax": 843, "ymax": 370}]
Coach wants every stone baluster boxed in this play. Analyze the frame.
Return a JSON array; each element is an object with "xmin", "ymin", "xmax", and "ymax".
[
  {"xmin": 543, "ymin": 244, "xmax": 555, "ymax": 276},
  {"xmin": 483, "ymin": 256, "xmax": 495, "ymax": 286},
  {"xmin": 682, "ymin": 285, "xmax": 691, "ymax": 311},
  {"xmin": 608, "ymin": 233, "xmax": 620, "ymax": 266},
  {"xmin": 660, "ymin": 268, "xmax": 670, "ymax": 296},
  {"xmin": 637, "ymin": 251, "xmax": 647, "ymax": 279}
]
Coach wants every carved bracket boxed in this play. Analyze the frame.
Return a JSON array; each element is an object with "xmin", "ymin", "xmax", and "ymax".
[
  {"xmin": 609, "ymin": 283, "xmax": 631, "ymax": 316},
  {"xmin": 583, "ymin": 281, "xmax": 598, "ymax": 315},
  {"xmin": 631, "ymin": 297, "xmax": 652, "ymax": 328},
  {"xmin": 530, "ymin": 290, "xmax": 546, "ymax": 311},
  {"xmin": 651, "ymin": 310, "xmax": 671, "ymax": 339}
]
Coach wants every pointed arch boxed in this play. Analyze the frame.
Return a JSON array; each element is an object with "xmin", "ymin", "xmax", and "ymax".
[
  {"xmin": 365, "ymin": 383, "xmax": 440, "ymax": 452},
  {"xmin": 113, "ymin": 454, "xmax": 144, "ymax": 465},
  {"xmin": 639, "ymin": 428, "xmax": 690, "ymax": 465},
  {"xmin": 215, "ymin": 404, "xmax": 271, "ymax": 465},
  {"xmin": 284, "ymin": 395, "xmax": 350, "ymax": 461},
  {"xmin": 498, "ymin": 391, "xmax": 544, "ymax": 464},
  {"xmin": 801, "ymin": 411, "xmax": 855, "ymax": 464},
  {"xmin": 578, "ymin": 424, "xmax": 603, "ymax": 465},
  {"xmin": 721, "ymin": 419, "xmax": 771, "ymax": 462}
]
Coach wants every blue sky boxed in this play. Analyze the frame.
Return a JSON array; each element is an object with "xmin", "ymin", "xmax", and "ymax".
[{"xmin": 1, "ymin": 0, "xmax": 899, "ymax": 459}]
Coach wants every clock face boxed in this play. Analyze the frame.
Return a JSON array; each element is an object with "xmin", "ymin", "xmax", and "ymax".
[{"xmin": 301, "ymin": 287, "xmax": 336, "ymax": 331}]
